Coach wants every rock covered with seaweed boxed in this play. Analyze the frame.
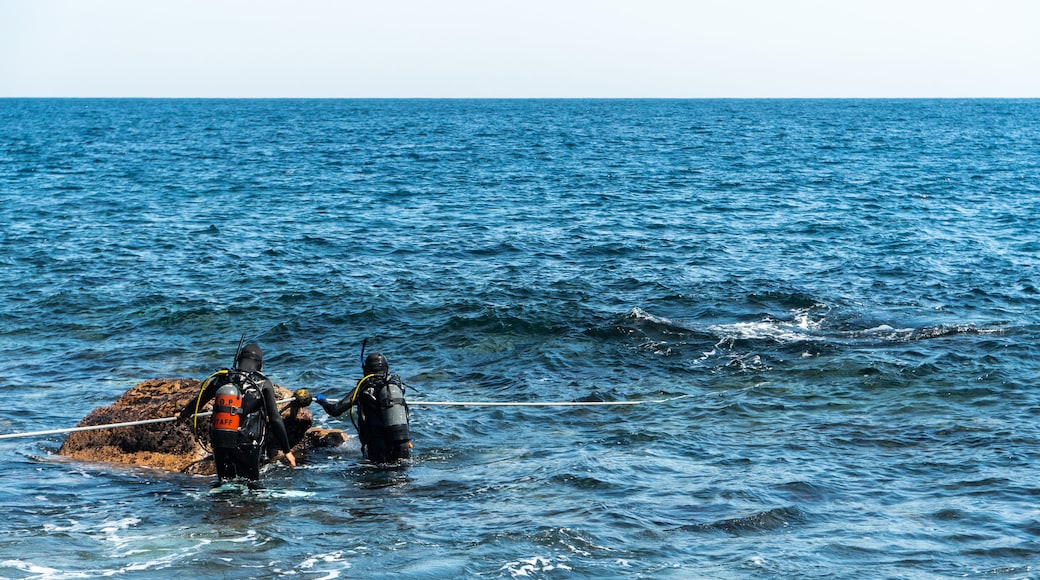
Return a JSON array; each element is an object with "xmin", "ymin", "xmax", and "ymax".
[{"xmin": 57, "ymin": 377, "xmax": 345, "ymax": 474}]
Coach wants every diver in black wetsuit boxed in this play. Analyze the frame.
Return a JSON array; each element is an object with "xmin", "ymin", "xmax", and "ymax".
[
  {"xmin": 179, "ymin": 343, "xmax": 296, "ymax": 482},
  {"xmin": 314, "ymin": 352, "xmax": 411, "ymax": 464}
]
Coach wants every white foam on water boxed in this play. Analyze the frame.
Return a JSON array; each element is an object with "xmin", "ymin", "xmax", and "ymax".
[
  {"xmin": 500, "ymin": 556, "xmax": 573, "ymax": 577},
  {"xmin": 98, "ymin": 517, "xmax": 143, "ymax": 551},
  {"xmin": 264, "ymin": 488, "xmax": 315, "ymax": 499},
  {"xmin": 709, "ymin": 307, "xmax": 828, "ymax": 344},
  {"xmin": 859, "ymin": 324, "xmax": 916, "ymax": 340},
  {"xmin": 629, "ymin": 306, "xmax": 673, "ymax": 326},
  {"xmin": 297, "ymin": 550, "xmax": 349, "ymax": 578},
  {"xmin": 41, "ymin": 516, "xmax": 138, "ymax": 536},
  {"xmin": 792, "ymin": 307, "xmax": 825, "ymax": 330},
  {"xmin": 203, "ymin": 481, "xmax": 316, "ymax": 501},
  {"xmin": 709, "ymin": 320, "xmax": 819, "ymax": 344},
  {"xmin": 1, "ymin": 560, "xmax": 90, "ymax": 580},
  {"xmin": 3, "ymin": 540, "xmax": 191, "ymax": 579}
]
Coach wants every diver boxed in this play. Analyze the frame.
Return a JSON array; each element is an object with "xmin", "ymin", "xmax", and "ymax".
[
  {"xmin": 314, "ymin": 352, "xmax": 412, "ymax": 464},
  {"xmin": 179, "ymin": 342, "xmax": 296, "ymax": 482}
]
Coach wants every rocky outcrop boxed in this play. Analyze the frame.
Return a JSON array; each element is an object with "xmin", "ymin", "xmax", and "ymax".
[{"xmin": 58, "ymin": 377, "xmax": 346, "ymax": 475}]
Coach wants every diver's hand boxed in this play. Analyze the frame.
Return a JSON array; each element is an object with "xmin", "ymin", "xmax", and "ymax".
[
  {"xmin": 314, "ymin": 393, "xmax": 327, "ymax": 403},
  {"xmin": 284, "ymin": 451, "xmax": 296, "ymax": 469}
]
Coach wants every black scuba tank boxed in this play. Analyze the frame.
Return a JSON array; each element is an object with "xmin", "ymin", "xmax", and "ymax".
[{"xmin": 377, "ymin": 379, "xmax": 409, "ymax": 444}]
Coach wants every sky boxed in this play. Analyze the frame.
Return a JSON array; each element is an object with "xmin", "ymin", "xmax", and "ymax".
[{"xmin": 1, "ymin": 0, "xmax": 1037, "ymax": 98}]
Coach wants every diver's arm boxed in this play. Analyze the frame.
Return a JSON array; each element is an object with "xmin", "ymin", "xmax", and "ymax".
[
  {"xmin": 261, "ymin": 381, "xmax": 295, "ymax": 467},
  {"xmin": 317, "ymin": 393, "xmax": 355, "ymax": 417}
]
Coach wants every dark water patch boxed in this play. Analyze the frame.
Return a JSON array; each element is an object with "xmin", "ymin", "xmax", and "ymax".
[
  {"xmin": 546, "ymin": 473, "xmax": 621, "ymax": 494},
  {"xmin": 774, "ymin": 480, "xmax": 837, "ymax": 504},
  {"xmin": 678, "ymin": 506, "xmax": 807, "ymax": 536},
  {"xmin": 962, "ymin": 546, "xmax": 1040, "ymax": 560},
  {"xmin": 939, "ymin": 477, "xmax": 1014, "ymax": 493},
  {"xmin": 746, "ymin": 289, "xmax": 826, "ymax": 312}
]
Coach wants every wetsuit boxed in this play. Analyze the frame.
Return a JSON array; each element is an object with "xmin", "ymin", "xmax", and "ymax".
[
  {"xmin": 180, "ymin": 369, "xmax": 293, "ymax": 481},
  {"xmin": 317, "ymin": 373, "xmax": 411, "ymax": 463}
]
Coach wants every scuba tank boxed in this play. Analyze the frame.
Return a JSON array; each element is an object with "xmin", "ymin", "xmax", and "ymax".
[
  {"xmin": 210, "ymin": 383, "xmax": 243, "ymax": 449},
  {"xmin": 377, "ymin": 378, "xmax": 410, "ymax": 449}
]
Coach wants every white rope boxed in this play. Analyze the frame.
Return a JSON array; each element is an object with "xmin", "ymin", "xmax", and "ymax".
[
  {"xmin": 415, "ymin": 400, "xmax": 643, "ymax": 407},
  {"xmin": 0, "ymin": 397, "xmax": 296, "ymax": 440},
  {"xmin": 402, "ymin": 394, "xmax": 699, "ymax": 407},
  {"xmin": 0, "ymin": 416, "xmax": 182, "ymax": 440},
  {"xmin": 0, "ymin": 395, "xmax": 702, "ymax": 440}
]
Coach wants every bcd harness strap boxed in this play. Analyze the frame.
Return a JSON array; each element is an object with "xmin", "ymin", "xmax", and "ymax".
[{"xmin": 212, "ymin": 401, "xmax": 243, "ymax": 417}]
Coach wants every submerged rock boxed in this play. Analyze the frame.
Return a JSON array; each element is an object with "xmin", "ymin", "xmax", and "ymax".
[{"xmin": 57, "ymin": 377, "xmax": 345, "ymax": 475}]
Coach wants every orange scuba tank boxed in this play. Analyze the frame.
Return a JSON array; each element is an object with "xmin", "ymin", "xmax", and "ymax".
[{"xmin": 210, "ymin": 383, "xmax": 243, "ymax": 448}]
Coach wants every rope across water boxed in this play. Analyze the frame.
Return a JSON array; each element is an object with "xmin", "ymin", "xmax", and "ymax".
[
  {"xmin": 0, "ymin": 394, "xmax": 701, "ymax": 440},
  {"xmin": 411, "ymin": 394, "xmax": 698, "ymax": 407},
  {"xmin": 0, "ymin": 397, "xmax": 291, "ymax": 440}
]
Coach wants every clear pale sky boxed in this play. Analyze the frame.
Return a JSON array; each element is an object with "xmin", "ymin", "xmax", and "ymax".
[{"xmin": 1, "ymin": 0, "xmax": 1037, "ymax": 98}]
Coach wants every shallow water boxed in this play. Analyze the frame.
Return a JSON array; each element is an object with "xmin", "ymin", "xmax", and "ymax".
[{"xmin": 1, "ymin": 98, "xmax": 1040, "ymax": 578}]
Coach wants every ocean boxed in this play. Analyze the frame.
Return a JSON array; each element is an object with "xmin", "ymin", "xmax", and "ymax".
[{"xmin": 1, "ymin": 98, "xmax": 1039, "ymax": 578}]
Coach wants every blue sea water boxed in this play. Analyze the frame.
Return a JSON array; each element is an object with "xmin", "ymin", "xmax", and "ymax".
[{"xmin": 1, "ymin": 98, "xmax": 1040, "ymax": 578}]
